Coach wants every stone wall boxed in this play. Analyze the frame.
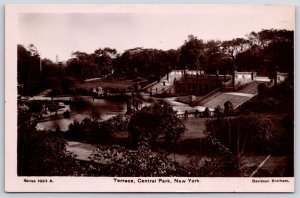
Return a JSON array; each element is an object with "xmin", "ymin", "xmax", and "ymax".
[
  {"xmin": 234, "ymin": 71, "xmax": 256, "ymax": 86},
  {"xmin": 275, "ymin": 72, "xmax": 289, "ymax": 84}
]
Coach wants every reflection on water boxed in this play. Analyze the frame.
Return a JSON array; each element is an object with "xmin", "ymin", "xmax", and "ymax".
[
  {"xmin": 36, "ymin": 95, "xmax": 205, "ymax": 131},
  {"xmin": 37, "ymin": 98, "xmax": 127, "ymax": 131}
]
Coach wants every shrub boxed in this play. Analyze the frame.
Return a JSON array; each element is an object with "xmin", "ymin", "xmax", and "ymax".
[
  {"xmin": 90, "ymin": 141, "xmax": 189, "ymax": 177},
  {"xmin": 205, "ymin": 113, "xmax": 275, "ymax": 155},
  {"xmin": 128, "ymin": 104, "xmax": 185, "ymax": 149},
  {"xmin": 63, "ymin": 110, "xmax": 70, "ymax": 118},
  {"xmin": 224, "ymin": 101, "xmax": 233, "ymax": 115}
]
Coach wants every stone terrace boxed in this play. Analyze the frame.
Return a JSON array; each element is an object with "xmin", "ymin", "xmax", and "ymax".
[{"xmin": 201, "ymin": 92, "xmax": 253, "ymax": 109}]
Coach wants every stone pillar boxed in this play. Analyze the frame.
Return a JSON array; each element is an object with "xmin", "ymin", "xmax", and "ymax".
[
  {"xmin": 274, "ymin": 71, "xmax": 278, "ymax": 85},
  {"xmin": 232, "ymin": 70, "xmax": 236, "ymax": 88}
]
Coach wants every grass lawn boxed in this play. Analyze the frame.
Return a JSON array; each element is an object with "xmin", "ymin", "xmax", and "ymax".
[
  {"xmin": 180, "ymin": 117, "xmax": 209, "ymax": 140},
  {"xmin": 110, "ymin": 117, "xmax": 209, "ymax": 141},
  {"xmin": 75, "ymin": 79, "xmax": 137, "ymax": 90},
  {"xmin": 66, "ymin": 112, "xmax": 293, "ymax": 177},
  {"xmin": 240, "ymin": 155, "xmax": 291, "ymax": 177},
  {"xmin": 260, "ymin": 112, "xmax": 291, "ymax": 138}
]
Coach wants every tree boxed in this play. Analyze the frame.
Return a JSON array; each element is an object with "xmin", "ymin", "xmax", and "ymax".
[
  {"xmin": 165, "ymin": 49, "xmax": 180, "ymax": 69},
  {"xmin": 65, "ymin": 58, "xmax": 100, "ymax": 80},
  {"xmin": 204, "ymin": 113, "xmax": 275, "ymax": 174},
  {"xmin": 65, "ymin": 117, "xmax": 112, "ymax": 142},
  {"xmin": 17, "ymin": 45, "xmax": 31, "ymax": 85},
  {"xmin": 39, "ymin": 58, "xmax": 61, "ymax": 92},
  {"xmin": 90, "ymin": 141, "xmax": 188, "ymax": 176},
  {"xmin": 18, "ymin": 44, "xmax": 62, "ymax": 96},
  {"xmin": 222, "ymin": 38, "xmax": 250, "ymax": 67},
  {"xmin": 235, "ymin": 46, "xmax": 262, "ymax": 72},
  {"xmin": 214, "ymin": 105, "xmax": 222, "ymax": 118},
  {"xmin": 224, "ymin": 101, "xmax": 233, "ymax": 115},
  {"xmin": 222, "ymin": 38, "xmax": 249, "ymax": 85},
  {"xmin": 247, "ymin": 29, "xmax": 294, "ymax": 74},
  {"xmin": 114, "ymin": 47, "xmax": 176, "ymax": 81},
  {"xmin": 60, "ymin": 76, "xmax": 76, "ymax": 93},
  {"xmin": 17, "ymin": 44, "xmax": 42, "ymax": 95},
  {"xmin": 257, "ymin": 83, "xmax": 267, "ymax": 99},
  {"xmin": 203, "ymin": 40, "xmax": 225, "ymax": 74},
  {"xmin": 204, "ymin": 107, "xmax": 210, "ymax": 117},
  {"xmin": 128, "ymin": 104, "xmax": 185, "ymax": 149},
  {"xmin": 180, "ymin": 35, "xmax": 205, "ymax": 70},
  {"xmin": 72, "ymin": 51, "xmax": 92, "ymax": 61},
  {"xmin": 185, "ymin": 143, "xmax": 238, "ymax": 176},
  {"xmin": 18, "ymin": 107, "xmax": 74, "ymax": 176},
  {"xmin": 93, "ymin": 47, "xmax": 117, "ymax": 75}
]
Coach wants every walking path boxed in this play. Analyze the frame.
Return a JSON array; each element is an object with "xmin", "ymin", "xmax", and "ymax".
[{"xmin": 66, "ymin": 141, "xmax": 98, "ymax": 161}]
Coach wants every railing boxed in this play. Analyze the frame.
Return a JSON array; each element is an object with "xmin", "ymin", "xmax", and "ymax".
[
  {"xmin": 161, "ymin": 84, "xmax": 175, "ymax": 94},
  {"xmin": 142, "ymin": 81, "xmax": 159, "ymax": 92},
  {"xmin": 151, "ymin": 84, "xmax": 175, "ymax": 96},
  {"xmin": 197, "ymin": 88, "xmax": 220, "ymax": 106},
  {"xmin": 176, "ymin": 109, "xmax": 214, "ymax": 118},
  {"xmin": 234, "ymin": 92, "xmax": 258, "ymax": 109}
]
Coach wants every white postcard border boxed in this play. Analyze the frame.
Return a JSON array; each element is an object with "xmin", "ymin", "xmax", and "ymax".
[{"xmin": 4, "ymin": 4, "xmax": 295, "ymax": 192}]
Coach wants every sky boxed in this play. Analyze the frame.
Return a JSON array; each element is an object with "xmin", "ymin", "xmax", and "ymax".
[{"xmin": 18, "ymin": 4, "xmax": 295, "ymax": 62}]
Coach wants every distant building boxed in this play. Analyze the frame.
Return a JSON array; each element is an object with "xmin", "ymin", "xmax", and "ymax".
[
  {"xmin": 147, "ymin": 69, "xmax": 272, "ymax": 97},
  {"xmin": 174, "ymin": 71, "xmax": 231, "ymax": 96}
]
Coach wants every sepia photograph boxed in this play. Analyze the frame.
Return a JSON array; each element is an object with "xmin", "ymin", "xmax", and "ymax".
[{"xmin": 5, "ymin": 4, "xmax": 295, "ymax": 192}]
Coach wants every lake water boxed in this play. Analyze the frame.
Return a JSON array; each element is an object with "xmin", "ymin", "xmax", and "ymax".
[{"xmin": 35, "ymin": 95, "xmax": 206, "ymax": 131}]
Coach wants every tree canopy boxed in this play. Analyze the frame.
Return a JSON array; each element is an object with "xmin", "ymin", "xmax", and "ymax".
[
  {"xmin": 18, "ymin": 29, "xmax": 294, "ymax": 96},
  {"xmin": 128, "ymin": 104, "xmax": 185, "ymax": 149},
  {"xmin": 205, "ymin": 113, "xmax": 275, "ymax": 155}
]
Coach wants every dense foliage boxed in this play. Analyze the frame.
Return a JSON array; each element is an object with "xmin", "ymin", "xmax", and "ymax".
[
  {"xmin": 17, "ymin": 107, "xmax": 87, "ymax": 176},
  {"xmin": 18, "ymin": 29, "xmax": 293, "ymax": 96},
  {"xmin": 18, "ymin": 98, "xmax": 293, "ymax": 176},
  {"xmin": 16, "ymin": 28, "xmax": 294, "ymax": 177},
  {"xmin": 64, "ymin": 114, "xmax": 131, "ymax": 142},
  {"xmin": 205, "ymin": 113, "xmax": 275, "ymax": 155},
  {"xmin": 90, "ymin": 141, "xmax": 188, "ymax": 176},
  {"xmin": 17, "ymin": 106, "xmax": 189, "ymax": 176},
  {"xmin": 128, "ymin": 104, "xmax": 185, "ymax": 149}
]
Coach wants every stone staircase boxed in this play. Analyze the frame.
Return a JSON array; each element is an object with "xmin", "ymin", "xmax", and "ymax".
[
  {"xmin": 149, "ymin": 70, "xmax": 185, "ymax": 95},
  {"xmin": 200, "ymin": 80, "xmax": 267, "ymax": 109},
  {"xmin": 201, "ymin": 92, "xmax": 253, "ymax": 109}
]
